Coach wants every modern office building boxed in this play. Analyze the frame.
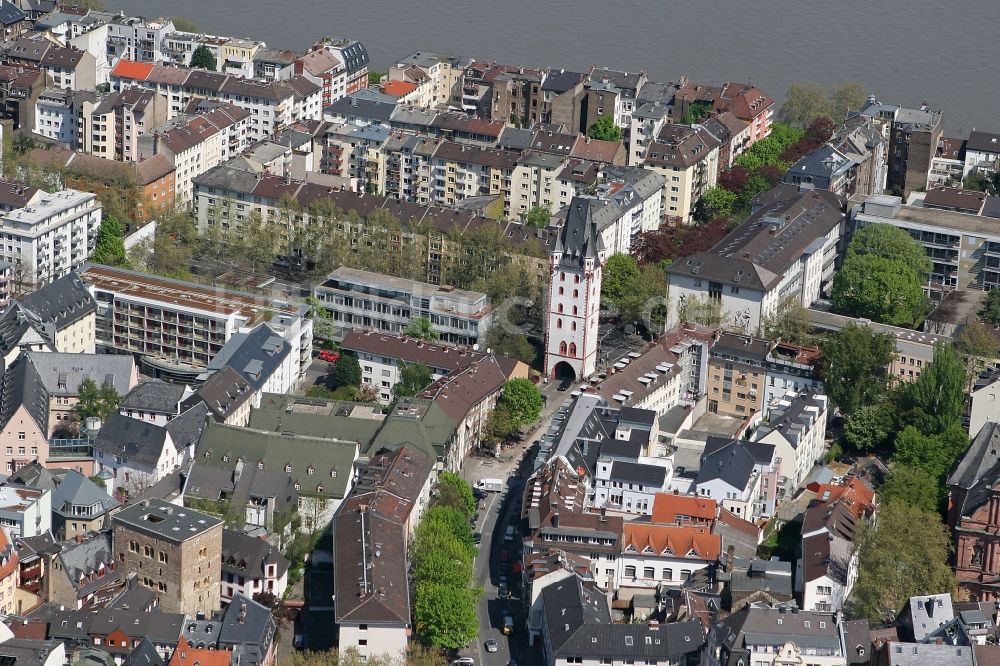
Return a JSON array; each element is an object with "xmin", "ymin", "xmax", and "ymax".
[
  {"xmin": 80, "ymin": 265, "xmax": 312, "ymax": 381},
  {"xmin": 314, "ymin": 267, "xmax": 492, "ymax": 345}
]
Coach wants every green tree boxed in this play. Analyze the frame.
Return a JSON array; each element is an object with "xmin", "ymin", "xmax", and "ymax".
[
  {"xmin": 828, "ymin": 81, "xmax": 866, "ymax": 122},
  {"xmin": 413, "ymin": 583, "xmax": 480, "ymax": 649},
  {"xmin": 893, "ymin": 423, "xmax": 968, "ymax": 482},
  {"xmin": 897, "ymin": 342, "xmax": 967, "ymax": 435},
  {"xmin": 483, "ymin": 406, "xmax": 518, "ymax": 444},
  {"xmin": 394, "ymin": 361, "xmax": 433, "ymax": 398},
  {"xmin": 955, "ymin": 320, "xmax": 1000, "ymax": 389},
  {"xmin": 617, "ymin": 263, "xmax": 669, "ymax": 333},
  {"xmin": 819, "ymin": 324, "xmax": 895, "ymax": 415},
  {"xmin": 964, "ymin": 170, "xmax": 1000, "ymax": 196},
  {"xmin": 693, "ymin": 186, "xmax": 737, "ymax": 222},
  {"xmin": 435, "ymin": 471, "xmax": 476, "ymax": 517},
  {"xmin": 417, "ymin": 507, "xmax": 476, "ymax": 552},
  {"xmin": 760, "ymin": 294, "xmax": 813, "ymax": 345},
  {"xmin": 367, "ymin": 71, "xmax": 385, "ymax": 86},
  {"xmin": 404, "ymin": 316, "xmax": 439, "ymax": 341},
  {"xmin": 303, "ymin": 296, "xmax": 334, "ymax": 342},
  {"xmin": 332, "ymin": 354, "xmax": 362, "ymax": 389},
  {"xmin": 843, "ymin": 403, "xmax": 893, "ymax": 452},
  {"xmin": 525, "ymin": 206, "xmax": 551, "ymax": 228},
  {"xmin": 851, "ymin": 502, "xmax": 955, "ymax": 622},
  {"xmin": 847, "ymin": 224, "xmax": 932, "ymax": 271},
  {"xmin": 587, "ymin": 115, "xmax": 622, "ymax": 142},
  {"xmin": 601, "ymin": 253, "xmax": 641, "ymax": 305},
  {"xmin": 879, "ymin": 464, "xmax": 940, "ymax": 513},
  {"xmin": 497, "ymin": 377, "xmax": 543, "ymax": 427},
  {"xmin": 831, "ymin": 254, "xmax": 929, "ymax": 326},
  {"xmin": 190, "ymin": 45, "xmax": 217, "ymax": 70},
  {"xmin": 482, "ymin": 327, "xmax": 536, "ymax": 366},
  {"xmin": 73, "ymin": 379, "xmax": 120, "ymax": 421},
  {"xmin": 90, "ymin": 216, "xmax": 128, "ymax": 267},
  {"xmin": 778, "ymin": 82, "xmax": 832, "ymax": 128},
  {"xmin": 982, "ymin": 289, "xmax": 1000, "ymax": 326}
]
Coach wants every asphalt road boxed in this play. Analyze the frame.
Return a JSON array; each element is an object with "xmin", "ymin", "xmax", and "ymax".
[{"xmin": 459, "ymin": 382, "xmax": 579, "ymax": 666}]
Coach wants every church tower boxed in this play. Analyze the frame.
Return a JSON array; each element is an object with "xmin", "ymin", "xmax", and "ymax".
[{"xmin": 544, "ymin": 198, "xmax": 605, "ymax": 382}]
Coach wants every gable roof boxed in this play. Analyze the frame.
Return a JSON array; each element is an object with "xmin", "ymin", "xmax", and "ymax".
[
  {"xmin": 93, "ymin": 413, "xmax": 170, "ymax": 467},
  {"xmin": 0, "ymin": 355, "xmax": 48, "ymax": 433},
  {"xmin": 651, "ymin": 494, "xmax": 717, "ymax": 524},
  {"xmin": 54, "ymin": 531, "xmax": 121, "ymax": 597},
  {"xmin": 621, "ymin": 523, "xmax": 721, "ymax": 560},
  {"xmin": 120, "ymin": 381, "xmax": 190, "ymax": 414},
  {"xmin": 18, "ymin": 271, "xmax": 96, "ymax": 330},
  {"xmin": 205, "ymin": 324, "xmax": 290, "ymax": 390},
  {"xmin": 27, "ymin": 352, "xmax": 134, "ymax": 397},
  {"xmin": 195, "ymin": 367, "xmax": 253, "ymax": 422}
]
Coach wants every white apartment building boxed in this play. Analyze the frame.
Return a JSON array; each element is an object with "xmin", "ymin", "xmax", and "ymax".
[
  {"xmin": 612, "ymin": 523, "xmax": 720, "ymax": 592},
  {"xmin": 314, "ymin": 267, "xmax": 493, "ymax": 346},
  {"xmin": 79, "ymin": 264, "xmax": 312, "ymax": 382},
  {"xmin": 963, "ymin": 130, "xmax": 1000, "ymax": 179},
  {"xmin": 106, "ymin": 16, "xmax": 175, "ymax": 64},
  {"xmin": 111, "ymin": 60, "xmax": 322, "ymax": 142},
  {"xmin": 753, "ymin": 391, "xmax": 829, "ymax": 487},
  {"xmin": 0, "ymin": 189, "xmax": 101, "ymax": 289},
  {"xmin": 33, "ymin": 88, "xmax": 96, "ymax": 146},
  {"xmin": 641, "ymin": 123, "xmax": 720, "ymax": 223},
  {"xmin": 667, "ymin": 188, "xmax": 846, "ymax": 334},
  {"xmin": 0, "ymin": 484, "xmax": 51, "ymax": 538},
  {"xmin": 83, "ymin": 88, "xmax": 168, "ymax": 163}
]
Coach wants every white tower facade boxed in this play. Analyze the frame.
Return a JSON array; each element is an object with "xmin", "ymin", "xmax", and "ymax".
[{"xmin": 544, "ymin": 198, "xmax": 605, "ymax": 381}]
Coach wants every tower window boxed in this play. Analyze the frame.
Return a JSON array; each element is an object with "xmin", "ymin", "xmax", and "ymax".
[{"xmin": 559, "ymin": 341, "xmax": 567, "ymax": 354}]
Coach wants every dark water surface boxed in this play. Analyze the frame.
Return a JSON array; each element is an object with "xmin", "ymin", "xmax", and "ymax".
[{"xmin": 112, "ymin": 0, "xmax": 998, "ymax": 133}]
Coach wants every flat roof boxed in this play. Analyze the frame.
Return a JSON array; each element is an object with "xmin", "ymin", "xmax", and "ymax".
[
  {"xmin": 80, "ymin": 264, "xmax": 304, "ymax": 323},
  {"xmin": 320, "ymin": 266, "xmax": 488, "ymax": 304},
  {"xmin": 113, "ymin": 498, "xmax": 222, "ymax": 541},
  {"xmin": 859, "ymin": 201, "xmax": 1000, "ymax": 238}
]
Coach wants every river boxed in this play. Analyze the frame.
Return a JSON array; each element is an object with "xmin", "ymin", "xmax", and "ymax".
[{"xmin": 109, "ymin": 0, "xmax": 999, "ymax": 134}]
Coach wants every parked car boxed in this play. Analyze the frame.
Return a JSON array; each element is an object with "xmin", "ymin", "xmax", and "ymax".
[
  {"xmin": 557, "ymin": 379, "xmax": 572, "ymax": 392},
  {"xmin": 318, "ymin": 350, "xmax": 340, "ymax": 363},
  {"xmin": 485, "ymin": 640, "xmax": 498, "ymax": 654},
  {"xmin": 498, "ymin": 583, "xmax": 508, "ymax": 598},
  {"xmin": 473, "ymin": 532, "xmax": 482, "ymax": 545}
]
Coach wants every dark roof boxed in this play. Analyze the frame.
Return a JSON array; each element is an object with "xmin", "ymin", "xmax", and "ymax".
[
  {"xmin": 122, "ymin": 638, "xmax": 165, "ymax": 666},
  {"xmin": 120, "ymin": 381, "xmax": 189, "ymax": 414},
  {"xmin": 967, "ymin": 131, "xmax": 1000, "ymax": 154},
  {"xmin": 52, "ymin": 470, "xmax": 119, "ymax": 519},
  {"xmin": 94, "ymin": 414, "xmax": 168, "ymax": 467},
  {"xmin": 112, "ymin": 498, "xmax": 222, "ymax": 542},
  {"xmin": 327, "ymin": 93, "xmax": 394, "ymax": 123},
  {"xmin": 0, "ymin": 355, "xmax": 48, "ymax": 433},
  {"xmin": 0, "ymin": 0, "xmax": 25, "ymax": 25},
  {"xmin": 205, "ymin": 324, "xmax": 290, "ymax": 390},
  {"xmin": 609, "ymin": 460, "xmax": 665, "ymax": 486},
  {"xmin": 195, "ymin": 367, "xmax": 253, "ymax": 422},
  {"xmin": 668, "ymin": 188, "xmax": 846, "ymax": 291},
  {"xmin": 54, "ymin": 532, "xmax": 121, "ymax": 597},
  {"xmin": 27, "ymin": 352, "xmax": 134, "ymax": 397},
  {"xmin": 18, "ymin": 271, "xmax": 96, "ymax": 330},
  {"xmin": 843, "ymin": 619, "xmax": 871, "ymax": 666},
  {"xmin": 542, "ymin": 69, "xmax": 587, "ymax": 94},
  {"xmin": 697, "ymin": 438, "xmax": 774, "ymax": 490},
  {"xmin": 222, "ymin": 530, "xmax": 290, "ymax": 580},
  {"xmin": 949, "ymin": 421, "xmax": 1000, "ymax": 490},
  {"xmin": 217, "ymin": 593, "xmax": 276, "ymax": 665},
  {"xmin": 554, "ymin": 197, "xmax": 604, "ymax": 269}
]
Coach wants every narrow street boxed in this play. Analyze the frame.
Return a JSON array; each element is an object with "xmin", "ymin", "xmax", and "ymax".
[{"xmin": 459, "ymin": 379, "xmax": 575, "ymax": 666}]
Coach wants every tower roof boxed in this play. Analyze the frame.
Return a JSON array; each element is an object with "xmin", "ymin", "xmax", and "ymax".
[{"xmin": 554, "ymin": 197, "xmax": 604, "ymax": 268}]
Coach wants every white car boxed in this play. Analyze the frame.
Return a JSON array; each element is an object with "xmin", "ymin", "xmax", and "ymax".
[{"xmin": 485, "ymin": 640, "xmax": 499, "ymax": 653}]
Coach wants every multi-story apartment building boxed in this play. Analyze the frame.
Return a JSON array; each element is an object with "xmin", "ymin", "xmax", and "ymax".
[
  {"xmin": 642, "ymin": 123, "xmax": 720, "ymax": 223},
  {"xmin": 709, "ymin": 604, "xmax": 850, "ymax": 666},
  {"xmin": 675, "ymin": 80, "xmax": 774, "ymax": 148},
  {"xmin": 138, "ymin": 116, "xmax": 221, "ymax": 203},
  {"xmin": 389, "ymin": 51, "xmax": 463, "ymax": 109},
  {"xmin": 963, "ymin": 130, "xmax": 1000, "ymax": 179},
  {"xmin": 0, "ymin": 188, "xmax": 102, "ymax": 290},
  {"xmin": 110, "ymin": 60, "xmax": 321, "ymax": 142},
  {"xmin": 33, "ymin": 87, "xmax": 98, "ymax": 146},
  {"xmin": 80, "ymin": 88, "xmax": 168, "ymax": 162},
  {"xmin": 583, "ymin": 68, "xmax": 648, "ymax": 134},
  {"xmin": 667, "ymin": 187, "xmax": 846, "ymax": 333},
  {"xmin": 221, "ymin": 530, "xmax": 289, "ymax": 603},
  {"xmin": 754, "ymin": 391, "xmax": 829, "ymax": 487},
  {"xmin": 0, "ymin": 64, "xmax": 46, "ymax": 131},
  {"xmin": 851, "ymin": 192, "xmax": 1000, "ymax": 296},
  {"xmin": 695, "ymin": 437, "xmax": 777, "ymax": 521},
  {"xmin": 79, "ymin": 264, "xmax": 312, "ymax": 381},
  {"xmin": 614, "ymin": 524, "xmax": 720, "ymax": 592},
  {"xmin": 289, "ymin": 47, "xmax": 347, "ymax": 107},
  {"xmin": 6, "ymin": 39, "xmax": 97, "ymax": 92},
  {"xmin": 314, "ymin": 267, "xmax": 492, "ymax": 345},
  {"xmin": 886, "ymin": 103, "xmax": 943, "ymax": 197},
  {"xmin": 316, "ymin": 38, "xmax": 369, "ymax": 96},
  {"xmin": 112, "ymin": 498, "xmax": 223, "ymax": 616},
  {"xmin": 106, "ymin": 16, "xmax": 175, "ymax": 63}
]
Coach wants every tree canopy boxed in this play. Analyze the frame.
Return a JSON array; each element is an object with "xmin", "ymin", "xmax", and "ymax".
[
  {"xmin": 435, "ymin": 471, "xmax": 476, "ymax": 518},
  {"xmin": 525, "ymin": 206, "xmax": 551, "ymax": 228},
  {"xmin": 896, "ymin": 342, "xmax": 966, "ymax": 435},
  {"xmin": 778, "ymin": 82, "xmax": 831, "ymax": 128},
  {"xmin": 404, "ymin": 316, "xmax": 439, "ymax": 341},
  {"xmin": 498, "ymin": 378, "xmax": 543, "ymax": 427},
  {"xmin": 832, "ymin": 224, "xmax": 930, "ymax": 326},
  {"xmin": 332, "ymin": 354, "xmax": 362, "ymax": 389},
  {"xmin": 190, "ymin": 45, "xmax": 217, "ymax": 70},
  {"xmin": 851, "ymin": 501, "xmax": 955, "ymax": 622},
  {"xmin": 982, "ymin": 289, "xmax": 1000, "ymax": 326},
  {"xmin": 90, "ymin": 216, "xmax": 128, "ymax": 267},
  {"xmin": 879, "ymin": 464, "xmax": 940, "ymax": 514},
  {"xmin": 482, "ymin": 326, "xmax": 536, "ymax": 366},
  {"xmin": 587, "ymin": 115, "xmax": 622, "ymax": 142},
  {"xmin": 693, "ymin": 186, "xmax": 737, "ymax": 222},
  {"xmin": 393, "ymin": 361, "xmax": 432, "ymax": 398},
  {"xmin": 602, "ymin": 253, "xmax": 641, "ymax": 305},
  {"xmin": 842, "ymin": 403, "xmax": 893, "ymax": 452},
  {"xmin": 819, "ymin": 324, "xmax": 895, "ymax": 415},
  {"xmin": 74, "ymin": 379, "xmax": 120, "ymax": 421}
]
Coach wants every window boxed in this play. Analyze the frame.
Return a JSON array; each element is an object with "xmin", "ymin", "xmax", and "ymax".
[
  {"xmin": 559, "ymin": 341, "xmax": 567, "ymax": 355},
  {"xmin": 624, "ymin": 565, "xmax": 637, "ymax": 578},
  {"xmin": 158, "ymin": 551, "xmax": 168, "ymax": 564},
  {"xmin": 558, "ymin": 287, "xmax": 564, "ymax": 295},
  {"xmin": 643, "ymin": 567, "xmax": 654, "ymax": 578},
  {"xmin": 568, "ymin": 343, "xmax": 577, "ymax": 357}
]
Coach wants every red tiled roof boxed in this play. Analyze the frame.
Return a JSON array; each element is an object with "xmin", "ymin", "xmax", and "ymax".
[
  {"xmin": 382, "ymin": 80, "xmax": 418, "ymax": 97},
  {"xmin": 806, "ymin": 477, "xmax": 876, "ymax": 518},
  {"xmin": 622, "ymin": 523, "xmax": 721, "ymax": 560},
  {"xmin": 169, "ymin": 637, "xmax": 232, "ymax": 666},
  {"xmin": 651, "ymin": 493, "xmax": 717, "ymax": 524},
  {"xmin": 111, "ymin": 59, "xmax": 154, "ymax": 81}
]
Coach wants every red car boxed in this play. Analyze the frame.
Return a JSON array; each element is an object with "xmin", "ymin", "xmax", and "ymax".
[{"xmin": 318, "ymin": 350, "xmax": 340, "ymax": 363}]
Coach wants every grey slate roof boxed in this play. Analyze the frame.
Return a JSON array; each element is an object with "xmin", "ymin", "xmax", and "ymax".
[
  {"xmin": 0, "ymin": 639, "xmax": 63, "ymax": 666},
  {"xmin": 55, "ymin": 531, "xmax": 122, "ymax": 597},
  {"xmin": 222, "ymin": 530, "xmax": 290, "ymax": 580},
  {"xmin": 0, "ymin": 0, "xmax": 26, "ymax": 25},
  {"xmin": 217, "ymin": 593, "xmax": 276, "ymax": 666},
  {"xmin": 27, "ymin": 352, "xmax": 134, "ymax": 397},
  {"xmin": 717, "ymin": 604, "xmax": 844, "ymax": 666},
  {"xmin": 119, "ymin": 381, "xmax": 189, "ymax": 414},
  {"xmin": 609, "ymin": 460, "xmax": 665, "ymax": 486},
  {"xmin": 52, "ymin": 470, "xmax": 119, "ymax": 519},
  {"xmin": 554, "ymin": 197, "xmax": 604, "ymax": 269},
  {"xmin": 7, "ymin": 461, "xmax": 56, "ymax": 490},
  {"xmin": 164, "ymin": 402, "xmax": 210, "ymax": 451},
  {"xmin": 122, "ymin": 638, "xmax": 164, "ymax": 666},
  {"xmin": 93, "ymin": 413, "xmax": 169, "ymax": 467},
  {"xmin": 542, "ymin": 69, "xmax": 587, "ymax": 93},
  {"xmin": 205, "ymin": 323, "xmax": 290, "ymax": 390},
  {"xmin": 1, "ymin": 355, "xmax": 48, "ymax": 433},
  {"xmin": 902, "ymin": 594, "xmax": 954, "ymax": 642},
  {"xmin": 326, "ymin": 93, "xmax": 395, "ymax": 123},
  {"xmin": 697, "ymin": 438, "xmax": 770, "ymax": 490},
  {"xmin": 18, "ymin": 271, "xmax": 96, "ymax": 330},
  {"xmin": 879, "ymin": 642, "xmax": 974, "ymax": 666},
  {"xmin": 113, "ymin": 498, "xmax": 222, "ymax": 543}
]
